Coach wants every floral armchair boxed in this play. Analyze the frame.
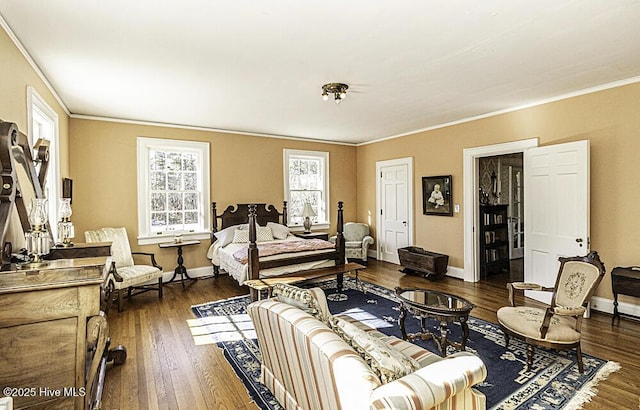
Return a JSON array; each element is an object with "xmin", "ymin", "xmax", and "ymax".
[
  {"xmin": 330, "ymin": 222, "xmax": 374, "ymax": 264},
  {"xmin": 496, "ymin": 251, "xmax": 605, "ymax": 372}
]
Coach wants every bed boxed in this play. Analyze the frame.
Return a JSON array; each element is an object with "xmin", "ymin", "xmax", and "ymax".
[{"xmin": 207, "ymin": 201, "xmax": 346, "ymax": 287}]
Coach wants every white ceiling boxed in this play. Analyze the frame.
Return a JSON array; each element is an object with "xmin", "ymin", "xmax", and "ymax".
[{"xmin": 1, "ymin": 1, "xmax": 640, "ymax": 145}]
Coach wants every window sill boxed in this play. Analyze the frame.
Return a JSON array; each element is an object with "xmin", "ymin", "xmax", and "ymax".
[
  {"xmin": 289, "ymin": 223, "xmax": 330, "ymax": 232},
  {"xmin": 137, "ymin": 231, "xmax": 210, "ymax": 246}
]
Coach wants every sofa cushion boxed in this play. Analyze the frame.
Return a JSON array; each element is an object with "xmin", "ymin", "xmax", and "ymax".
[
  {"xmin": 272, "ymin": 284, "xmax": 331, "ymax": 323},
  {"xmin": 331, "ymin": 316, "xmax": 420, "ymax": 383}
]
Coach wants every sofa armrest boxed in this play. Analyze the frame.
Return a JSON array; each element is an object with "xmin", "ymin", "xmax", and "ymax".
[{"xmin": 369, "ymin": 352, "xmax": 486, "ymax": 409}]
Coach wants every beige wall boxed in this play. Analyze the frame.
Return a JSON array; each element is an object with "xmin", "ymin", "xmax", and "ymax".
[
  {"xmin": 357, "ymin": 82, "xmax": 640, "ymax": 299},
  {"xmin": 0, "ymin": 26, "xmax": 70, "ymax": 175},
  {"xmin": 69, "ymin": 119, "xmax": 357, "ymax": 270}
]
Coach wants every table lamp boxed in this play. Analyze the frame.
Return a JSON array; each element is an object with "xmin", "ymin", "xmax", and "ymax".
[{"xmin": 301, "ymin": 202, "xmax": 317, "ymax": 233}]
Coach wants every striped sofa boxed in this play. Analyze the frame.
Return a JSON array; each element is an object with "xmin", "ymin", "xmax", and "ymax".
[{"xmin": 247, "ymin": 286, "xmax": 487, "ymax": 410}]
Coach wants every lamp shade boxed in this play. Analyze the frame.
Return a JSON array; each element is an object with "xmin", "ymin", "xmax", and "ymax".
[{"xmin": 301, "ymin": 202, "xmax": 316, "ymax": 218}]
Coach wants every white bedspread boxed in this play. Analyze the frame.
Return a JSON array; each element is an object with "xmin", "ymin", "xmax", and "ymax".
[{"xmin": 207, "ymin": 235, "xmax": 336, "ymax": 285}]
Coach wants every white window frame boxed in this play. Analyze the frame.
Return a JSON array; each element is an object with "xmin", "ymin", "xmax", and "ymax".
[
  {"xmin": 137, "ymin": 137, "xmax": 210, "ymax": 245},
  {"xmin": 27, "ymin": 86, "xmax": 61, "ymax": 239},
  {"xmin": 283, "ymin": 149, "xmax": 330, "ymax": 230}
]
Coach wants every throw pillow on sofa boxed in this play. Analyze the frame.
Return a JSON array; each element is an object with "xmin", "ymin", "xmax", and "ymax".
[
  {"xmin": 272, "ymin": 284, "xmax": 330, "ymax": 323},
  {"xmin": 331, "ymin": 316, "xmax": 420, "ymax": 383}
]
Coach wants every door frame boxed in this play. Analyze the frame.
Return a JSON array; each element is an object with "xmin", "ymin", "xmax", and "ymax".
[
  {"xmin": 376, "ymin": 157, "xmax": 414, "ymax": 263},
  {"xmin": 463, "ymin": 138, "xmax": 538, "ymax": 282}
]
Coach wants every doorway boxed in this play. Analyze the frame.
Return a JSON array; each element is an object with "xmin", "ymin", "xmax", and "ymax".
[{"xmin": 478, "ymin": 154, "xmax": 524, "ymax": 281}]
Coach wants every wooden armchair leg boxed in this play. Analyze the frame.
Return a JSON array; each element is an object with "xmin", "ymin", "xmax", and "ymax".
[
  {"xmin": 158, "ymin": 278, "xmax": 163, "ymax": 299},
  {"xmin": 526, "ymin": 344, "xmax": 535, "ymax": 371},
  {"xmin": 117, "ymin": 289, "xmax": 124, "ymax": 312},
  {"xmin": 576, "ymin": 345, "xmax": 584, "ymax": 373}
]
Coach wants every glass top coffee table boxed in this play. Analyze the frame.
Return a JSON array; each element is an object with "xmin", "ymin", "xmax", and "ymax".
[{"xmin": 395, "ymin": 287, "xmax": 475, "ymax": 357}]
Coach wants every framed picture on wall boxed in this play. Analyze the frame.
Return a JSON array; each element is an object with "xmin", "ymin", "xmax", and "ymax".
[{"xmin": 422, "ymin": 175, "xmax": 452, "ymax": 216}]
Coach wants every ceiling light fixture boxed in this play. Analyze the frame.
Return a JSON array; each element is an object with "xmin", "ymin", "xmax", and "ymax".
[{"xmin": 321, "ymin": 83, "xmax": 349, "ymax": 104}]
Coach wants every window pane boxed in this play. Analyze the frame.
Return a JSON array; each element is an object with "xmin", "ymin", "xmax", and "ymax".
[
  {"xmin": 167, "ymin": 153, "xmax": 182, "ymax": 171},
  {"xmin": 185, "ymin": 211, "xmax": 198, "ymax": 224},
  {"xmin": 151, "ymin": 172, "xmax": 166, "ymax": 190},
  {"xmin": 183, "ymin": 153, "xmax": 197, "ymax": 171},
  {"xmin": 151, "ymin": 212, "xmax": 167, "ymax": 227},
  {"xmin": 168, "ymin": 212, "xmax": 183, "ymax": 225},
  {"xmin": 168, "ymin": 193, "xmax": 183, "ymax": 211},
  {"xmin": 184, "ymin": 172, "xmax": 197, "ymax": 190},
  {"xmin": 150, "ymin": 151, "xmax": 166, "ymax": 171},
  {"xmin": 151, "ymin": 193, "xmax": 166, "ymax": 211},
  {"xmin": 167, "ymin": 172, "xmax": 182, "ymax": 191},
  {"xmin": 184, "ymin": 193, "xmax": 198, "ymax": 210}
]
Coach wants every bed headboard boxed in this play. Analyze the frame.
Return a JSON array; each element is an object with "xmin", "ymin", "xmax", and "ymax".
[{"xmin": 211, "ymin": 202, "xmax": 287, "ymax": 240}]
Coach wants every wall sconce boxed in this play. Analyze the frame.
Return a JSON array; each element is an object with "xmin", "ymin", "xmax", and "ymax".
[
  {"xmin": 22, "ymin": 198, "xmax": 51, "ymax": 268},
  {"xmin": 300, "ymin": 202, "xmax": 317, "ymax": 233},
  {"xmin": 56, "ymin": 198, "xmax": 75, "ymax": 247}
]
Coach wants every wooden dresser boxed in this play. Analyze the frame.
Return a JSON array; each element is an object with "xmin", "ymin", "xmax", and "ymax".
[{"xmin": 0, "ymin": 257, "xmax": 110, "ymax": 409}]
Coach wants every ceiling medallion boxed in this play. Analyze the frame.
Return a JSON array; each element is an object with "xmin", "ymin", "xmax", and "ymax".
[{"xmin": 321, "ymin": 83, "xmax": 349, "ymax": 104}]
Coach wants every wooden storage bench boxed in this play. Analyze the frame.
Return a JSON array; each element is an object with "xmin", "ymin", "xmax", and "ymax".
[
  {"xmin": 244, "ymin": 262, "xmax": 365, "ymax": 299},
  {"xmin": 398, "ymin": 246, "xmax": 449, "ymax": 280}
]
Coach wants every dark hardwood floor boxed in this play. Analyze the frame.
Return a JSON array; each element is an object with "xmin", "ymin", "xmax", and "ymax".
[{"xmin": 102, "ymin": 259, "xmax": 640, "ymax": 410}]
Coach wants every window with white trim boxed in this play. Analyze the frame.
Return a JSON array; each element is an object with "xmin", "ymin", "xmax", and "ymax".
[
  {"xmin": 137, "ymin": 137, "xmax": 210, "ymax": 245},
  {"xmin": 28, "ymin": 87, "xmax": 60, "ymax": 238},
  {"xmin": 284, "ymin": 149, "xmax": 329, "ymax": 228}
]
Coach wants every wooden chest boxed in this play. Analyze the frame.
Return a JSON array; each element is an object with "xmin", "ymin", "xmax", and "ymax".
[{"xmin": 398, "ymin": 246, "xmax": 449, "ymax": 280}]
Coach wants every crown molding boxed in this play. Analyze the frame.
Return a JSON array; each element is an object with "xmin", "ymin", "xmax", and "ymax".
[{"xmin": 0, "ymin": 13, "xmax": 70, "ymax": 116}]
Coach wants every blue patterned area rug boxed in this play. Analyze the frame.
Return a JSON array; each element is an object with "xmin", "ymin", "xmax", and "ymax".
[{"xmin": 190, "ymin": 278, "xmax": 619, "ymax": 410}]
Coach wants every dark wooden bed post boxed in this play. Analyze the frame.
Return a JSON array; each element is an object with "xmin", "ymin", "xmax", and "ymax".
[
  {"xmin": 247, "ymin": 204, "xmax": 260, "ymax": 301},
  {"xmin": 211, "ymin": 202, "xmax": 219, "ymax": 278},
  {"xmin": 282, "ymin": 201, "xmax": 288, "ymax": 225},
  {"xmin": 335, "ymin": 201, "xmax": 346, "ymax": 291}
]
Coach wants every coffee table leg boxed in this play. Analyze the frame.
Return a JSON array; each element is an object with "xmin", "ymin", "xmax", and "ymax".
[
  {"xmin": 436, "ymin": 320, "xmax": 448, "ymax": 357},
  {"xmin": 398, "ymin": 304, "xmax": 408, "ymax": 340},
  {"xmin": 460, "ymin": 315, "xmax": 470, "ymax": 351}
]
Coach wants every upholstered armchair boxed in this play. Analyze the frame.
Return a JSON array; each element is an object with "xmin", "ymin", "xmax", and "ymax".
[
  {"xmin": 330, "ymin": 222, "xmax": 374, "ymax": 264},
  {"xmin": 85, "ymin": 227, "xmax": 163, "ymax": 312},
  {"xmin": 497, "ymin": 251, "xmax": 605, "ymax": 373}
]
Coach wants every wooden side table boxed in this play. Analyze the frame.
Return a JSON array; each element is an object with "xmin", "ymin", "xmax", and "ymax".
[
  {"xmin": 611, "ymin": 266, "xmax": 640, "ymax": 325},
  {"xmin": 46, "ymin": 241, "xmax": 112, "ymax": 260},
  {"xmin": 158, "ymin": 240, "xmax": 201, "ymax": 288},
  {"xmin": 293, "ymin": 231, "xmax": 329, "ymax": 241}
]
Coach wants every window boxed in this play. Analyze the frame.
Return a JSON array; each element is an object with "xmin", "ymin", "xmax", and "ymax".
[
  {"xmin": 284, "ymin": 149, "xmax": 329, "ymax": 228},
  {"xmin": 27, "ymin": 87, "xmax": 60, "ymax": 238},
  {"xmin": 137, "ymin": 137, "xmax": 210, "ymax": 245}
]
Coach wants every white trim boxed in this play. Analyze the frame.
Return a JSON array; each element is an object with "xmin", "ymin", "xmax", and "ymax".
[
  {"xmin": 445, "ymin": 266, "xmax": 465, "ymax": 280},
  {"xmin": 283, "ymin": 149, "xmax": 330, "ymax": 227},
  {"xmin": 0, "ymin": 16, "xmax": 70, "ymax": 116},
  {"xmin": 357, "ymin": 76, "xmax": 640, "ymax": 147},
  {"xmin": 136, "ymin": 137, "xmax": 210, "ymax": 245},
  {"xmin": 375, "ymin": 157, "xmax": 414, "ymax": 264},
  {"xmin": 591, "ymin": 295, "xmax": 640, "ymax": 317},
  {"xmin": 27, "ymin": 86, "xmax": 61, "ymax": 238},
  {"xmin": 463, "ymin": 138, "xmax": 538, "ymax": 282},
  {"xmin": 72, "ymin": 114, "xmax": 356, "ymax": 146}
]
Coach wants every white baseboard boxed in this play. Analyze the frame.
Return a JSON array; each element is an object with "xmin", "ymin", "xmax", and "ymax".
[
  {"xmin": 590, "ymin": 295, "xmax": 640, "ymax": 317},
  {"xmin": 161, "ymin": 265, "xmax": 214, "ymax": 282},
  {"xmin": 445, "ymin": 266, "xmax": 465, "ymax": 280}
]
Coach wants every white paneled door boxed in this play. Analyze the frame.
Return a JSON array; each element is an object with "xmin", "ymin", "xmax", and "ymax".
[
  {"xmin": 377, "ymin": 158, "xmax": 413, "ymax": 264},
  {"xmin": 524, "ymin": 140, "xmax": 590, "ymax": 303}
]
